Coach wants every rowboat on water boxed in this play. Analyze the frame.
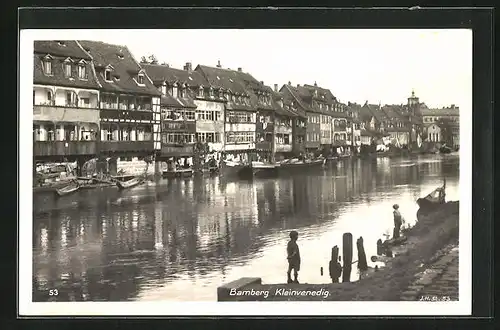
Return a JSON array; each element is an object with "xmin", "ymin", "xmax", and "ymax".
[
  {"xmin": 250, "ymin": 161, "xmax": 280, "ymax": 177},
  {"xmin": 279, "ymin": 158, "xmax": 325, "ymax": 169},
  {"xmin": 219, "ymin": 160, "xmax": 251, "ymax": 178},
  {"xmin": 416, "ymin": 179, "xmax": 446, "ymax": 210},
  {"xmin": 54, "ymin": 180, "xmax": 80, "ymax": 197},
  {"xmin": 116, "ymin": 176, "xmax": 144, "ymax": 190}
]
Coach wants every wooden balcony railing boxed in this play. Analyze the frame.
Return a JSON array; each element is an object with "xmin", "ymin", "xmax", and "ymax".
[
  {"xmin": 255, "ymin": 141, "xmax": 272, "ymax": 150},
  {"xmin": 99, "ymin": 141, "xmax": 154, "ymax": 153},
  {"xmin": 161, "ymin": 144, "xmax": 195, "ymax": 157},
  {"xmin": 34, "ymin": 141, "xmax": 97, "ymax": 157}
]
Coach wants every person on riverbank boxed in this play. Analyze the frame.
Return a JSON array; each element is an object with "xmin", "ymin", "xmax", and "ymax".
[
  {"xmin": 287, "ymin": 231, "xmax": 301, "ymax": 284},
  {"xmin": 393, "ymin": 204, "xmax": 403, "ymax": 239}
]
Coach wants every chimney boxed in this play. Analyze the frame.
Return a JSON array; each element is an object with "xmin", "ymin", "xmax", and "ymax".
[
  {"xmin": 184, "ymin": 62, "xmax": 192, "ymax": 72},
  {"xmin": 297, "ymin": 84, "xmax": 300, "ymax": 87},
  {"xmin": 260, "ymin": 81, "xmax": 264, "ymax": 85},
  {"xmin": 274, "ymin": 84, "xmax": 278, "ymax": 92},
  {"xmin": 288, "ymin": 81, "xmax": 291, "ymax": 85},
  {"xmin": 237, "ymin": 67, "xmax": 242, "ymax": 72},
  {"xmin": 314, "ymin": 81, "xmax": 317, "ymax": 87},
  {"xmin": 216, "ymin": 60, "xmax": 221, "ymax": 68},
  {"xmin": 450, "ymin": 104, "xmax": 455, "ymax": 108}
]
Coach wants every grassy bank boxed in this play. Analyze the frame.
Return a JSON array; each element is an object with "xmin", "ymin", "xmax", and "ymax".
[{"xmin": 227, "ymin": 201, "xmax": 459, "ymax": 301}]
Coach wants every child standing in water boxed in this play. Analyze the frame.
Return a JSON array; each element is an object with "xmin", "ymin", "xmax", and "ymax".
[{"xmin": 287, "ymin": 231, "xmax": 301, "ymax": 284}]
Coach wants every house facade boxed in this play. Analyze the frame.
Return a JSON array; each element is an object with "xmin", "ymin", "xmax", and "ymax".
[
  {"xmin": 272, "ymin": 88, "xmax": 296, "ymax": 160},
  {"xmin": 33, "ymin": 40, "xmax": 101, "ymax": 167},
  {"xmin": 331, "ymin": 102, "xmax": 349, "ymax": 149},
  {"xmin": 143, "ymin": 62, "xmax": 211, "ymax": 168},
  {"xmin": 280, "ymin": 84, "xmax": 308, "ymax": 156},
  {"xmin": 421, "ymin": 105, "xmax": 460, "ymax": 148},
  {"xmin": 78, "ymin": 40, "xmax": 162, "ymax": 175},
  {"xmin": 196, "ymin": 64, "xmax": 257, "ymax": 163}
]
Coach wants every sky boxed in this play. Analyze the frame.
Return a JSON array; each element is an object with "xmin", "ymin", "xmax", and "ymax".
[{"xmin": 37, "ymin": 29, "xmax": 473, "ymax": 109}]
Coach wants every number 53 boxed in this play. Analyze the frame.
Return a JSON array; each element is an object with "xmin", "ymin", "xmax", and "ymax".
[{"xmin": 49, "ymin": 289, "xmax": 58, "ymax": 296}]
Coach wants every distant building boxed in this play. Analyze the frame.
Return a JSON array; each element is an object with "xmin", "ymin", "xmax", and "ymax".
[
  {"xmin": 421, "ymin": 105, "xmax": 460, "ymax": 148},
  {"xmin": 33, "ymin": 40, "xmax": 101, "ymax": 165}
]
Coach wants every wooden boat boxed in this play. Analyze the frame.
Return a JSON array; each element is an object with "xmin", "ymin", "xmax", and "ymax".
[
  {"xmin": 116, "ymin": 176, "xmax": 144, "ymax": 190},
  {"xmin": 416, "ymin": 179, "xmax": 446, "ymax": 210},
  {"xmin": 250, "ymin": 161, "xmax": 280, "ymax": 177},
  {"xmin": 162, "ymin": 168, "xmax": 194, "ymax": 178},
  {"xmin": 54, "ymin": 181, "xmax": 80, "ymax": 197},
  {"xmin": 219, "ymin": 160, "xmax": 251, "ymax": 178},
  {"xmin": 279, "ymin": 158, "xmax": 325, "ymax": 169},
  {"xmin": 439, "ymin": 145, "xmax": 453, "ymax": 154}
]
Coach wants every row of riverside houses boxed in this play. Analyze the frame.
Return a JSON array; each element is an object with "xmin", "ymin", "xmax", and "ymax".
[{"xmin": 32, "ymin": 40, "xmax": 459, "ymax": 176}]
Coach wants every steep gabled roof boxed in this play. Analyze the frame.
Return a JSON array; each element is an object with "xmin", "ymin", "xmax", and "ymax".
[
  {"xmin": 33, "ymin": 40, "xmax": 100, "ymax": 89},
  {"xmin": 77, "ymin": 40, "xmax": 160, "ymax": 96},
  {"xmin": 420, "ymin": 107, "xmax": 460, "ymax": 116},
  {"xmin": 271, "ymin": 91, "xmax": 297, "ymax": 117},
  {"xmin": 195, "ymin": 65, "xmax": 249, "ymax": 95},
  {"xmin": 142, "ymin": 63, "xmax": 208, "ymax": 88},
  {"xmin": 34, "ymin": 40, "xmax": 92, "ymax": 60},
  {"xmin": 362, "ymin": 103, "xmax": 387, "ymax": 122}
]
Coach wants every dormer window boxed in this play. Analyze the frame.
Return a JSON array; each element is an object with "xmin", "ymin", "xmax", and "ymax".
[
  {"xmin": 117, "ymin": 53, "xmax": 124, "ymax": 60},
  {"xmin": 198, "ymin": 86, "xmax": 204, "ymax": 98},
  {"xmin": 78, "ymin": 63, "xmax": 87, "ymax": 80},
  {"xmin": 104, "ymin": 69, "xmax": 112, "ymax": 82},
  {"xmin": 209, "ymin": 87, "xmax": 214, "ymax": 97},
  {"xmin": 137, "ymin": 73, "xmax": 145, "ymax": 85},
  {"xmin": 161, "ymin": 84, "xmax": 167, "ymax": 95},
  {"xmin": 172, "ymin": 84, "xmax": 178, "ymax": 97},
  {"xmin": 42, "ymin": 56, "xmax": 53, "ymax": 75},
  {"xmin": 64, "ymin": 63, "xmax": 72, "ymax": 78},
  {"xmin": 58, "ymin": 41, "xmax": 66, "ymax": 46},
  {"xmin": 178, "ymin": 86, "xmax": 184, "ymax": 98}
]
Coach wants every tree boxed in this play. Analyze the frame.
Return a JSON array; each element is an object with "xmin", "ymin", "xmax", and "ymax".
[
  {"xmin": 140, "ymin": 54, "xmax": 159, "ymax": 64},
  {"xmin": 436, "ymin": 118, "xmax": 456, "ymax": 146}
]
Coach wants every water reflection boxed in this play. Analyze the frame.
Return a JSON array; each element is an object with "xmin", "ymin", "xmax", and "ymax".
[{"xmin": 33, "ymin": 154, "xmax": 459, "ymax": 301}]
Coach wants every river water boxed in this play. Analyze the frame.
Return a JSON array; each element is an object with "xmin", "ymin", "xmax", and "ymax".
[{"xmin": 32, "ymin": 154, "xmax": 459, "ymax": 302}]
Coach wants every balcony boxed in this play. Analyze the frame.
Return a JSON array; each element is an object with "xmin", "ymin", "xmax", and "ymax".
[
  {"xmin": 255, "ymin": 141, "xmax": 272, "ymax": 150},
  {"xmin": 33, "ymin": 105, "xmax": 100, "ymax": 124},
  {"xmin": 34, "ymin": 141, "xmax": 97, "ymax": 157},
  {"xmin": 163, "ymin": 121, "xmax": 196, "ymax": 132},
  {"xmin": 99, "ymin": 141, "xmax": 154, "ymax": 153},
  {"xmin": 161, "ymin": 144, "xmax": 195, "ymax": 157},
  {"xmin": 100, "ymin": 109, "xmax": 154, "ymax": 122}
]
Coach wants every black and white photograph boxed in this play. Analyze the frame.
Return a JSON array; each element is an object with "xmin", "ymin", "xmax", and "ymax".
[{"xmin": 20, "ymin": 27, "xmax": 472, "ymax": 316}]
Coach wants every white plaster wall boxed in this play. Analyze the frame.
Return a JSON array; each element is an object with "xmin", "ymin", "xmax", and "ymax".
[{"xmin": 117, "ymin": 157, "xmax": 155, "ymax": 175}]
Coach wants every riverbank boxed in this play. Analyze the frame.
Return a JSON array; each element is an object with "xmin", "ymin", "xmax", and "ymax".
[{"xmin": 217, "ymin": 201, "xmax": 459, "ymax": 301}]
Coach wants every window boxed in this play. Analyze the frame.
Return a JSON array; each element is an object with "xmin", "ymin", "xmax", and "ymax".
[
  {"xmin": 64, "ymin": 63, "xmax": 72, "ymax": 77},
  {"xmin": 173, "ymin": 85, "xmax": 178, "ymax": 97},
  {"xmin": 66, "ymin": 92, "xmax": 75, "ymax": 106},
  {"xmin": 198, "ymin": 87, "xmax": 204, "ymax": 98},
  {"xmin": 80, "ymin": 98, "xmax": 90, "ymax": 107},
  {"xmin": 226, "ymin": 111, "xmax": 253, "ymax": 123},
  {"xmin": 138, "ymin": 74, "xmax": 145, "ymax": 85},
  {"xmin": 225, "ymin": 131, "xmax": 254, "ymax": 144},
  {"xmin": 105, "ymin": 70, "xmax": 112, "ymax": 81},
  {"xmin": 46, "ymin": 91, "xmax": 52, "ymax": 103},
  {"xmin": 43, "ymin": 60, "xmax": 52, "ymax": 75},
  {"xmin": 161, "ymin": 85, "xmax": 167, "ymax": 95},
  {"xmin": 178, "ymin": 87, "xmax": 184, "ymax": 98},
  {"xmin": 78, "ymin": 65, "xmax": 87, "ymax": 79}
]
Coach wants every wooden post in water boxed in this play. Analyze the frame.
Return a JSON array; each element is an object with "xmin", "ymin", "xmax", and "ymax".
[
  {"xmin": 329, "ymin": 245, "xmax": 340, "ymax": 283},
  {"xmin": 357, "ymin": 236, "xmax": 368, "ymax": 271},
  {"xmin": 342, "ymin": 233, "xmax": 353, "ymax": 283},
  {"xmin": 376, "ymin": 239, "xmax": 383, "ymax": 256}
]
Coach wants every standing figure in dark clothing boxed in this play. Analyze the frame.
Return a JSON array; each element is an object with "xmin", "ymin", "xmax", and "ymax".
[
  {"xmin": 392, "ymin": 204, "xmax": 402, "ymax": 239},
  {"xmin": 287, "ymin": 230, "xmax": 301, "ymax": 284}
]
